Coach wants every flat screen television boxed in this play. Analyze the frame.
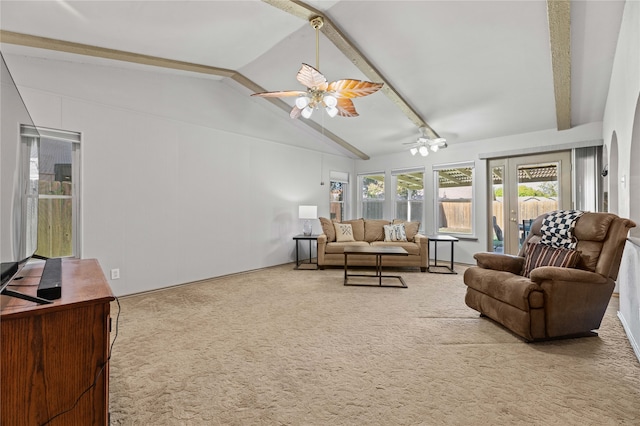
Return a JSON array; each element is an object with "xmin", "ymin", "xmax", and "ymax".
[{"xmin": 0, "ymin": 52, "xmax": 41, "ymax": 299}]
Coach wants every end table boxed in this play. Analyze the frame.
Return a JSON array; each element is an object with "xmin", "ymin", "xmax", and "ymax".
[
  {"xmin": 293, "ymin": 234, "xmax": 319, "ymax": 269},
  {"xmin": 427, "ymin": 234, "xmax": 459, "ymax": 274}
]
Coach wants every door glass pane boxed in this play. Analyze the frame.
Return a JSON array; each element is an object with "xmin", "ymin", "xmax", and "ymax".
[
  {"xmin": 491, "ymin": 165, "xmax": 504, "ymax": 253},
  {"xmin": 517, "ymin": 162, "xmax": 559, "ymax": 249},
  {"xmin": 36, "ymin": 138, "xmax": 73, "ymax": 258}
]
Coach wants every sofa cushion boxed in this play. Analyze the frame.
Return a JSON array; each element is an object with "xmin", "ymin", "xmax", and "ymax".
[
  {"xmin": 319, "ymin": 217, "xmax": 335, "ymax": 242},
  {"xmin": 521, "ymin": 242, "xmax": 581, "ymax": 278},
  {"xmin": 392, "ymin": 219, "xmax": 420, "ymax": 241},
  {"xmin": 325, "ymin": 241, "xmax": 370, "ymax": 254},
  {"xmin": 340, "ymin": 218, "xmax": 365, "ymax": 241},
  {"xmin": 334, "ymin": 223, "xmax": 355, "ymax": 242},
  {"xmin": 464, "ymin": 267, "xmax": 544, "ymax": 311},
  {"xmin": 383, "ymin": 224, "xmax": 407, "ymax": 241},
  {"xmin": 371, "ymin": 241, "xmax": 420, "ymax": 255},
  {"xmin": 364, "ymin": 219, "xmax": 391, "ymax": 242}
]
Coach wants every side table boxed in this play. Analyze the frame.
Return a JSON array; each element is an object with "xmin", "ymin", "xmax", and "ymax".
[
  {"xmin": 293, "ymin": 234, "xmax": 319, "ymax": 269},
  {"xmin": 427, "ymin": 235, "xmax": 459, "ymax": 274}
]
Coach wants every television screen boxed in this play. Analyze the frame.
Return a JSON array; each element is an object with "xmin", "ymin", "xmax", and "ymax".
[{"xmin": 1, "ymin": 52, "xmax": 40, "ymax": 293}]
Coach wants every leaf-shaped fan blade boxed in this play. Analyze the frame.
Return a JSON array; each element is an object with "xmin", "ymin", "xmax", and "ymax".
[
  {"xmin": 251, "ymin": 90, "xmax": 306, "ymax": 98},
  {"xmin": 336, "ymin": 98, "xmax": 359, "ymax": 117},
  {"xmin": 328, "ymin": 79, "xmax": 384, "ymax": 99},
  {"xmin": 296, "ymin": 64, "xmax": 328, "ymax": 90},
  {"xmin": 290, "ymin": 105, "xmax": 302, "ymax": 119}
]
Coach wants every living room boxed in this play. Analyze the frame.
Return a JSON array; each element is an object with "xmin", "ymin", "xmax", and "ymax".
[{"xmin": 1, "ymin": 0, "xmax": 639, "ymax": 423}]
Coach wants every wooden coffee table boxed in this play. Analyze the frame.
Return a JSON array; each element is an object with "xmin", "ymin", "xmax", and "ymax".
[{"xmin": 343, "ymin": 246, "xmax": 408, "ymax": 288}]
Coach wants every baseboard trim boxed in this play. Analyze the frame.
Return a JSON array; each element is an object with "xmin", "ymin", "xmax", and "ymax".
[{"xmin": 617, "ymin": 310, "xmax": 640, "ymax": 363}]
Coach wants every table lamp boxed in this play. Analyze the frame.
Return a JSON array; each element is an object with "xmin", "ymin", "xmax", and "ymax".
[{"xmin": 298, "ymin": 205, "xmax": 317, "ymax": 236}]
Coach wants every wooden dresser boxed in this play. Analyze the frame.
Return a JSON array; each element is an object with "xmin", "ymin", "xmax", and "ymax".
[{"xmin": 1, "ymin": 258, "xmax": 114, "ymax": 425}]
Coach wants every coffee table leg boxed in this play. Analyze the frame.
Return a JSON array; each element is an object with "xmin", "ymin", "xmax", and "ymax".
[{"xmin": 344, "ymin": 253, "xmax": 348, "ymax": 285}]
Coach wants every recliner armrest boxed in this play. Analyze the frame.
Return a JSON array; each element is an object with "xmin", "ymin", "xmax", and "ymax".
[
  {"xmin": 473, "ymin": 252, "xmax": 524, "ymax": 274},
  {"xmin": 529, "ymin": 266, "xmax": 608, "ymax": 285}
]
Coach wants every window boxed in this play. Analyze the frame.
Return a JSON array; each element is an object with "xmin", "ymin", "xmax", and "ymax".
[
  {"xmin": 434, "ymin": 161, "xmax": 475, "ymax": 235},
  {"xmin": 359, "ymin": 172, "xmax": 385, "ymax": 219},
  {"xmin": 392, "ymin": 168, "xmax": 424, "ymax": 224},
  {"xmin": 329, "ymin": 171, "xmax": 349, "ymax": 222},
  {"xmin": 30, "ymin": 127, "xmax": 81, "ymax": 258}
]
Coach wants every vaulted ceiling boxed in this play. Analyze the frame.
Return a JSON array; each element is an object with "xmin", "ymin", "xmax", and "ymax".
[{"xmin": 0, "ymin": 0, "xmax": 625, "ymax": 160}]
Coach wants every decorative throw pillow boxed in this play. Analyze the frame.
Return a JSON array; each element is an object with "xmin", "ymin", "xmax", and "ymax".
[
  {"xmin": 392, "ymin": 219, "xmax": 420, "ymax": 241},
  {"xmin": 341, "ymin": 218, "xmax": 365, "ymax": 241},
  {"xmin": 383, "ymin": 224, "xmax": 407, "ymax": 242},
  {"xmin": 540, "ymin": 210, "xmax": 584, "ymax": 249},
  {"xmin": 521, "ymin": 242, "xmax": 581, "ymax": 278},
  {"xmin": 334, "ymin": 223, "xmax": 355, "ymax": 242},
  {"xmin": 319, "ymin": 217, "xmax": 335, "ymax": 242}
]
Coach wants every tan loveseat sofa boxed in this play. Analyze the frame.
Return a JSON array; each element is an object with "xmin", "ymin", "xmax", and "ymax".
[
  {"xmin": 317, "ymin": 218, "xmax": 428, "ymax": 271},
  {"xmin": 463, "ymin": 211, "xmax": 636, "ymax": 341}
]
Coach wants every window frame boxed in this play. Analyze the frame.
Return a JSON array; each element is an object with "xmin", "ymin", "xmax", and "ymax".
[
  {"xmin": 329, "ymin": 171, "xmax": 349, "ymax": 222},
  {"xmin": 30, "ymin": 126, "xmax": 82, "ymax": 258},
  {"xmin": 357, "ymin": 171, "xmax": 385, "ymax": 219},
  {"xmin": 433, "ymin": 161, "xmax": 476, "ymax": 238},
  {"xmin": 391, "ymin": 167, "xmax": 425, "ymax": 229}
]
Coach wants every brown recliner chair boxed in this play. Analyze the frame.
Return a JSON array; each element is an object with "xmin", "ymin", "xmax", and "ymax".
[{"xmin": 463, "ymin": 211, "xmax": 636, "ymax": 341}]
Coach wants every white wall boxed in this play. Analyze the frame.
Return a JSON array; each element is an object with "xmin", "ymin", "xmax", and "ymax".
[
  {"xmin": 602, "ymin": 0, "xmax": 640, "ymax": 361},
  {"xmin": 5, "ymin": 55, "xmax": 355, "ymax": 296},
  {"xmin": 356, "ymin": 123, "xmax": 604, "ymax": 265}
]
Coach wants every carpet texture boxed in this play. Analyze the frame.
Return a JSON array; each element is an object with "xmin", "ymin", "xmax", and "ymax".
[{"xmin": 109, "ymin": 264, "xmax": 640, "ymax": 425}]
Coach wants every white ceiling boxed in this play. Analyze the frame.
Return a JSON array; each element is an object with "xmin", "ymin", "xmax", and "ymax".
[{"xmin": 0, "ymin": 0, "xmax": 626, "ymax": 159}]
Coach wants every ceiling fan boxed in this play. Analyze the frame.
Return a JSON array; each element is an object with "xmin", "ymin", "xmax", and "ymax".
[
  {"xmin": 404, "ymin": 126, "xmax": 447, "ymax": 156},
  {"xmin": 251, "ymin": 16, "xmax": 383, "ymax": 119}
]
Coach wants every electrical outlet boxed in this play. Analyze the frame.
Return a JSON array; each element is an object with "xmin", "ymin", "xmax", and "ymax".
[{"xmin": 110, "ymin": 269, "xmax": 120, "ymax": 280}]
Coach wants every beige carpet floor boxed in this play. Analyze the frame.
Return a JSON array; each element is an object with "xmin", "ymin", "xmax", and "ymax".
[{"xmin": 109, "ymin": 264, "xmax": 640, "ymax": 425}]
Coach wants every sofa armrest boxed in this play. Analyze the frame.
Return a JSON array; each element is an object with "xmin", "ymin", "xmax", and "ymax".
[
  {"xmin": 415, "ymin": 234, "xmax": 428, "ymax": 271},
  {"xmin": 317, "ymin": 234, "xmax": 327, "ymax": 266},
  {"xmin": 473, "ymin": 252, "xmax": 524, "ymax": 274}
]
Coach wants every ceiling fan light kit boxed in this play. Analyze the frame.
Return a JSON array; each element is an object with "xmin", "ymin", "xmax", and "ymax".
[
  {"xmin": 251, "ymin": 16, "xmax": 383, "ymax": 120},
  {"xmin": 407, "ymin": 127, "xmax": 447, "ymax": 156}
]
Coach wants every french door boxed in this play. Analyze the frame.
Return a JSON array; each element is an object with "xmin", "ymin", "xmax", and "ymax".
[{"xmin": 488, "ymin": 151, "xmax": 572, "ymax": 255}]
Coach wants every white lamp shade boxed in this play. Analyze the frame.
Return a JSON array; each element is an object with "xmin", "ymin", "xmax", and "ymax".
[
  {"xmin": 295, "ymin": 96, "xmax": 310, "ymax": 109},
  {"xmin": 298, "ymin": 205, "xmax": 318, "ymax": 219},
  {"xmin": 419, "ymin": 146, "xmax": 429, "ymax": 156},
  {"xmin": 410, "ymin": 147, "xmax": 418, "ymax": 156},
  {"xmin": 326, "ymin": 106, "xmax": 338, "ymax": 117},
  {"xmin": 430, "ymin": 144, "xmax": 439, "ymax": 152},
  {"xmin": 301, "ymin": 106, "xmax": 313, "ymax": 118},
  {"xmin": 323, "ymin": 94, "xmax": 337, "ymax": 107}
]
